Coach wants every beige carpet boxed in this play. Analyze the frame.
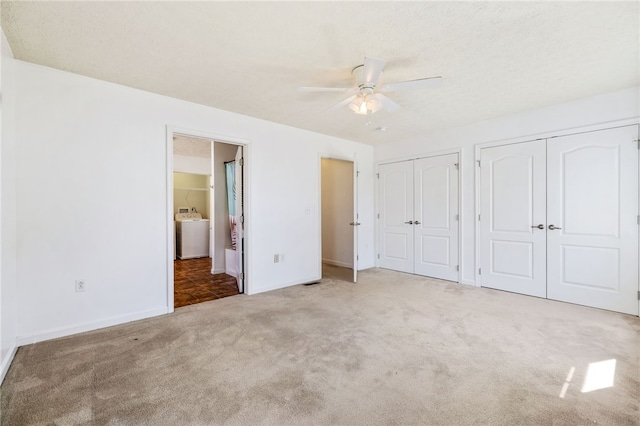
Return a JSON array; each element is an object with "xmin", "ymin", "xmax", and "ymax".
[{"xmin": 2, "ymin": 268, "xmax": 639, "ymax": 425}]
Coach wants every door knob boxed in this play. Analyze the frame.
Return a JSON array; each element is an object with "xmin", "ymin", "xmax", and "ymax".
[
  {"xmin": 414, "ymin": 220, "xmax": 421, "ymax": 225},
  {"xmin": 404, "ymin": 221, "xmax": 414, "ymax": 225},
  {"xmin": 548, "ymin": 224, "xmax": 562, "ymax": 230},
  {"xmin": 531, "ymin": 224, "xmax": 544, "ymax": 229}
]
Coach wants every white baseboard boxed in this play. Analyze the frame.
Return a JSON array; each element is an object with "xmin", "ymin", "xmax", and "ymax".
[
  {"xmin": 0, "ymin": 344, "xmax": 18, "ymax": 385},
  {"xmin": 15, "ymin": 307, "xmax": 169, "ymax": 347},
  {"xmin": 357, "ymin": 261, "xmax": 375, "ymax": 270},
  {"xmin": 212, "ymin": 268, "xmax": 225, "ymax": 274},
  {"xmin": 460, "ymin": 278, "xmax": 477, "ymax": 286},
  {"xmin": 247, "ymin": 275, "xmax": 322, "ymax": 296},
  {"xmin": 322, "ymin": 258, "xmax": 353, "ymax": 269}
]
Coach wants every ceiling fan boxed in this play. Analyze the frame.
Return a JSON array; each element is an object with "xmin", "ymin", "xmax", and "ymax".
[{"xmin": 299, "ymin": 57, "xmax": 443, "ymax": 115}]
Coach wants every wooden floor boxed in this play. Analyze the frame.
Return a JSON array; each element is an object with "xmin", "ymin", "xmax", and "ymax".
[{"xmin": 174, "ymin": 257, "xmax": 239, "ymax": 308}]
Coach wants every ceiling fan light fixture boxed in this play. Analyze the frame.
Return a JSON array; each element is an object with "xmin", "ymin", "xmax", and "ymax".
[
  {"xmin": 349, "ymin": 95, "xmax": 368, "ymax": 115},
  {"xmin": 300, "ymin": 56, "xmax": 444, "ymax": 117},
  {"xmin": 367, "ymin": 95, "xmax": 383, "ymax": 113},
  {"xmin": 357, "ymin": 99, "xmax": 368, "ymax": 115}
]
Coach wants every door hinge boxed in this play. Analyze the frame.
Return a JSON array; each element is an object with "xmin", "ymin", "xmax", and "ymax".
[
  {"xmin": 634, "ymin": 139, "xmax": 640, "ymax": 149},
  {"xmin": 376, "ymin": 173, "xmax": 380, "ymax": 179},
  {"xmin": 637, "ymin": 215, "xmax": 639, "ymax": 225},
  {"xmin": 456, "ymin": 214, "xmax": 459, "ymax": 221},
  {"xmin": 239, "ymin": 272, "xmax": 244, "ymax": 280},
  {"xmin": 477, "ymin": 160, "xmax": 481, "ymax": 167},
  {"xmin": 239, "ymin": 158, "xmax": 244, "ymax": 166},
  {"xmin": 456, "ymin": 265, "xmax": 459, "ymax": 272},
  {"xmin": 478, "ymin": 268, "xmax": 482, "ymax": 275},
  {"xmin": 240, "ymin": 214, "xmax": 244, "ymax": 224},
  {"xmin": 478, "ymin": 214, "xmax": 481, "ymax": 221},
  {"xmin": 377, "ymin": 254, "xmax": 380, "ymax": 259},
  {"xmin": 357, "ymin": 171, "xmax": 360, "ymax": 177},
  {"xmin": 357, "ymin": 255, "xmax": 359, "ymax": 261},
  {"xmin": 377, "ymin": 213, "xmax": 380, "ymax": 219},
  {"xmin": 454, "ymin": 162, "xmax": 459, "ymax": 170},
  {"xmin": 637, "ymin": 290, "xmax": 640, "ymax": 300}
]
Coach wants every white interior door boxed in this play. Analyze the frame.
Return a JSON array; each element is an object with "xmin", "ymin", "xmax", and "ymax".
[
  {"xmin": 480, "ymin": 140, "xmax": 547, "ymax": 298},
  {"xmin": 378, "ymin": 161, "xmax": 414, "ymax": 273},
  {"xmin": 352, "ymin": 162, "xmax": 359, "ymax": 283},
  {"xmin": 414, "ymin": 154, "xmax": 459, "ymax": 281},
  {"xmin": 547, "ymin": 126, "xmax": 639, "ymax": 315},
  {"xmin": 209, "ymin": 142, "xmax": 215, "ymax": 270},
  {"xmin": 235, "ymin": 146, "xmax": 244, "ymax": 293}
]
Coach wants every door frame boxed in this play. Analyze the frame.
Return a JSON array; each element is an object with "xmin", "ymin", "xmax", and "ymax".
[
  {"xmin": 474, "ymin": 120, "xmax": 640, "ymax": 289},
  {"xmin": 166, "ymin": 125, "xmax": 251, "ymax": 313},
  {"xmin": 375, "ymin": 147, "xmax": 462, "ymax": 283},
  {"xmin": 318, "ymin": 153, "xmax": 358, "ymax": 282}
]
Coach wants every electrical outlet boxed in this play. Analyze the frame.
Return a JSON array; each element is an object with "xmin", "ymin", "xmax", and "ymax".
[
  {"xmin": 75, "ymin": 280, "xmax": 86, "ymax": 292},
  {"xmin": 274, "ymin": 254, "xmax": 279, "ymax": 263}
]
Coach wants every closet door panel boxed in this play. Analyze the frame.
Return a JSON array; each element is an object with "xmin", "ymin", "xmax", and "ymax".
[
  {"xmin": 378, "ymin": 161, "xmax": 414, "ymax": 273},
  {"xmin": 479, "ymin": 140, "xmax": 547, "ymax": 297},
  {"xmin": 547, "ymin": 125, "xmax": 639, "ymax": 315},
  {"xmin": 414, "ymin": 154, "xmax": 459, "ymax": 280}
]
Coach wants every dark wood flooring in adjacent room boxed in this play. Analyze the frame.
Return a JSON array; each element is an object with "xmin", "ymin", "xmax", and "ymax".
[{"xmin": 174, "ymin": 257, "xmax": 239, "ymax": 308}]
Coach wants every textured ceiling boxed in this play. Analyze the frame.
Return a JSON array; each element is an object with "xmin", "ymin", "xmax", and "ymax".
[
  {"xmin": 173, "ymin": 135, "xmax": 211, "ymax": 159},
  {"xmin": 2, "ymin": 2, "xmax": 638, "ymax": 146}
]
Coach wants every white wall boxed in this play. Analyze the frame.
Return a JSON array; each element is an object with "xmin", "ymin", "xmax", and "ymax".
[
  {"xmin": 173, "ymin": 154, "xmax": 210, "ymax": 175},
  {"xmin": 375, "ymin": 87, "xmax": 640, "ymax": 285},
  {"xmin": 213, "ymin": 143, "xmax": 237, "ymax": 273},
  {"xmin": 13, "ymin": 61, "xmax": 375, "ymax": 343},
  {"xmin": 321, "ymin": 158, "xmax": 354, "ymax": 268},
  {"xmin": 173, "ymin": 173, "xmax": 209, "ymax": 218},
  {"xmin": 0, "ymin": 28, "xmax": 18, "ymax": 382}
]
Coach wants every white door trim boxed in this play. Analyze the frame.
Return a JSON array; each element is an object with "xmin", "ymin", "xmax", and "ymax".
[{"xmin": 166, "ymin": 125, "xmax": 251, "ymax": 313}]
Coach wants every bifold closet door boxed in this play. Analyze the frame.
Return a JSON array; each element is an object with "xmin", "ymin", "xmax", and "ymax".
[
  {"xmin": 546, "ymin": 126, "xmax": 639, "ymax": 315},
  {"xmin": 378, "ymin": 161, "xmax": 414, "ymax": 273},
  {"xmin": 414, "ymin": 154, "xmax": 459, "ymax": 280},
  {"xmin": 479, "ymin": 140, "xmax": 547, "ymax": 298}
]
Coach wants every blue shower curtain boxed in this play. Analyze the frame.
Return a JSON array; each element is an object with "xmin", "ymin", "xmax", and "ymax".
[{"xmin": 225, "ymin": 161, "xmax": 237, "ymax": 250}]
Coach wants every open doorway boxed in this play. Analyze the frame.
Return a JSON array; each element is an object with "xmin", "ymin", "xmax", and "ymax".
[
  {"xmin": 169, "ymin": 131, "xmax": 246, "ymax": 309},
  {"xmin": 320, "ymin": 157, "xmax": 358, "ymax": 283}
]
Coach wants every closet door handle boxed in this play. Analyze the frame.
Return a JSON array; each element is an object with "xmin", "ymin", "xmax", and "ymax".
[
  {"xmin": 531, "ymin": 224, "xmax": 544, "ymax": 229},
  {"xmin": 548, "ymin": 224, "xmax": 562, "ymax": 230},
  {"xmin": 414, "ymin": 220, "xmax": 421, "ymax": 225},
  {"xmin": 404, "ymin": 221, "xmax": 414, "ymax": 225}
]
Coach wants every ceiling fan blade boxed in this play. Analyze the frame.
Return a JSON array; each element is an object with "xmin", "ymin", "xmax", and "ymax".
[
  {"xmin": 376, "ymin": 93, "xmax": 401, "ymax": 113},
  {"xmin": 298, "ymin": 86, "xmax": 352, "ymax": 92},
  {"xmin": 329, "ymin": 95, "xmax": 358, "ymax": 111},
  {"xmin": 362, "ymin": 57, "xmax": 386, "ymax": 86},
  {"xmin": 382, "ymin": 76, "xmax": 443, "ymax": 92}
]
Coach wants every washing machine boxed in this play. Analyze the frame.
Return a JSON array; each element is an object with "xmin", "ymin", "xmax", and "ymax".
[{"xmin": 175, "ymin": 212, "xmax": 210, "ymax": 259}]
